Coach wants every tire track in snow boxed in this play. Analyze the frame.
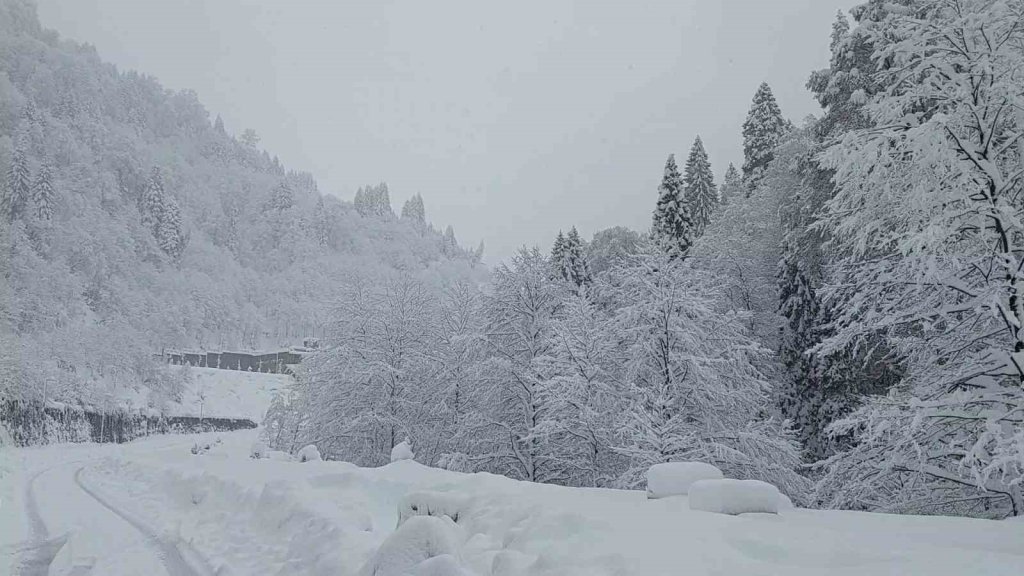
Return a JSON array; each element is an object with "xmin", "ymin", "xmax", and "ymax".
[
  {"xmin": 16, "ymin": 464, "xmax": 73, "ymax": 575},
  {"xmin": 72, "ymin": 466, "xmax": 215, "ymax": 576}
]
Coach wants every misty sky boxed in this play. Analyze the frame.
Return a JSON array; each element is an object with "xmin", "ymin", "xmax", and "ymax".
[{"xmin": 36, "ymin": 0, "xmax": 856, "ymax": 263}]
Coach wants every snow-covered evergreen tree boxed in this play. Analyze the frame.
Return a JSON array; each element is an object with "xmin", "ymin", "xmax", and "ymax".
[
  {"xmin": 31, "ymin": 161, "xmax": 54, "ymax": 221},
  {"xmin": 268, "ymin": 181, "xmax": 293, "ymax": 212},
  {"xmin": 682, "ymin": 136, "xmax": 718, "ymax": 237},
  {"xmin": 651, "ymin": 154, "xmax": 693, "ymax": 258},
  {"xmin": 563, "ymin": 227, "xmax": 591, "ymax": 287},
  {"xmin": 550, "ymin": 230, "xmax": 568, "ymax": 278},
  {"xmin": 400, "ymin": 193, "xmax": 426, "ymax": 228},
  {"xmin": 741, "ymin": 82, "xmax": 787, "ymax": 191},
  {"xmin": 719, "ymin": 163, "xmax": 742, "ymax": 207},
  {"xmin": 139, "ymin": 168, "xmax": 165, "ymax": 233},
  {"xmin": 157, "ymin": 195, "xmax": 186, "ymax": 259},
  {"xmin": 816, "ymin": 0, "xmax": 1024, "ymax": 518},
  {"xmin": 3, "ymin": 135, "xmax": 31, "ymax": 221}
]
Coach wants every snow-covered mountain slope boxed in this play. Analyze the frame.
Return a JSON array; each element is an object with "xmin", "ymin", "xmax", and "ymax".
[{"xmin": 5, "ymin": 430, "xmax": 1021, "ymax": 575}]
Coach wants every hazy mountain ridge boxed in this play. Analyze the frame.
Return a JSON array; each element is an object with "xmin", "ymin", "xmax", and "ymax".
[{"xmin": 0, "ymin": 0, "xmax": 482, "ymax": 409}]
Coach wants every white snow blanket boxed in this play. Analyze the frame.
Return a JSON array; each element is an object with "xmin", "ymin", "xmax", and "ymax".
[
  {"xmin": 688, "ymin": 478, "xmax": 781, "ymax": 515},
  {"xmin": 7, "ymin": 430, "xmax": 1024, "ymax": 576},
  {"xmin": 645, "ymin": 461, "xmax": 723, "ymax": 499}
]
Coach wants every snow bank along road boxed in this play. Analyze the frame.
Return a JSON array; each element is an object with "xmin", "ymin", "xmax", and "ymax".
[{"xmin": 3, "ymin": 430, "xmax": 1024, "ymax": 575}]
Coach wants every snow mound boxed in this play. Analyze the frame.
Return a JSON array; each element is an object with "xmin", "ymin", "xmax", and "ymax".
[
  {"xmin": 297, "ymin": 444, "xmax": 322, "ymax": 462},
  {"xmin": 688, "ymin": 478, "xmax": 780, "ymax": 515},
  {"xmin": 391, "ymin": 440, "xmax": 415, "ymax": 463},
  {"xmin": 646, "ymin": 461, "xmax": 723, "ymax": 499},
  {"xmin": 358, "ymin": 515, "xmax": 465, "ymax": 576},
  {"xmin": 408, "ymin": 554, "xmax": 473, "ymax": 576},
  {"xmin": 398, "ymin": 491, "xmax": 470, "ymax": 526}
]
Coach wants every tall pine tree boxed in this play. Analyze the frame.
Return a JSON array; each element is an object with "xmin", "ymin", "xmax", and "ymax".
[
  {"xmin": 682, "ymin": 136, "xmax": 718, "ymax": 238},
  {"xmin": 550, "ymin": 230, "xmax": 568, "ymax": 278},
  {"xmin": 651, "ymin": 154, "xmax": 693, "ymax": 259},
  {"xmin": 3, "ymin": 135, "xmax": 31, "ymax": 221},
  {"xmin": 719, "ymin": 163, "xmax": 742, "ymax": 206},
  {"xmin": 32, "ymin": 161, "xmax": 54, "ymax": 220},
  {"xmin": 563, "ymin": 227, "xmax": 591, "ymax": 287},
  {"xmin": 741, "ymin": 82, "xmax": 787, "ymax": 192}
]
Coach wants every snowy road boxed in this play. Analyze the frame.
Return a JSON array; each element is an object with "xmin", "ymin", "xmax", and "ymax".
[{"xmin": 7, "ymin": 439, "xmax": 212, "ymax": 576}]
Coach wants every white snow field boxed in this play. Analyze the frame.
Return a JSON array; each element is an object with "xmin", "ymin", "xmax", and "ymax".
[
  {"xmin": 2, "ymin": 430, "xmax": 1023, "ymax": 576},
  {"xmin": 160, "ymin": 367, "xmax": 291, "ymax": 421}
]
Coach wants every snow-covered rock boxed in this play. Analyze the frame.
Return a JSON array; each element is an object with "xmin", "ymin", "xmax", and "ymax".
[
  {"xmin": 297, "ymin": 444, "xmax": 322, "ymax": 462},
  {"xmin": 398, "ymin": 491, "xmax": 470, "ymax": 526},
  {"xmin": 688, "ymin": 478, "xmax": 780, "ymax": 515},
  {"xmin": 645, "ymin": 461, "xmax": 723, "ymax": 499},
  {"xmin": 391, "ymin": 440, "xmax": 415, "ymax": 463},
  {"xmin": 358, "ymin": 515, "xmax": 464, "ymax": 576}
]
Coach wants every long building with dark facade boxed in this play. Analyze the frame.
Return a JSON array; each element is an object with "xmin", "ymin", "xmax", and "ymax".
[{"xmin": 162, "ymin": 349, "xmax": 305, "ymax": 374}]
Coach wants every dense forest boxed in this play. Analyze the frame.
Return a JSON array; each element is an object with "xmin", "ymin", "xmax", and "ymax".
[
  {"xmin": 269, "ymin": 0, "xmax": 1024, "ymax": 519},
  {"xmin": 0, "ymin": 0, "xmax": 483, "ymax": 413},
  {"xmin": 4, "ymin": 0, "xmax": 1024, "ymax": 522}
]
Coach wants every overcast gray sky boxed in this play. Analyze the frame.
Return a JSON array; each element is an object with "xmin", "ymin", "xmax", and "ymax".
[{"xmin": 36, "ymin": 0, "xmax": 856, "ymax": 263}]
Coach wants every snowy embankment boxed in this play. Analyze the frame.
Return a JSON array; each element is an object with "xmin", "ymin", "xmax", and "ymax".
[
  {"xmin": 125, "ymin": 367, "xmax": 291, "ymax": 422},
  {"xmin": 31, "ymin": 429, "xmax": 1024, "ymax": 576}
]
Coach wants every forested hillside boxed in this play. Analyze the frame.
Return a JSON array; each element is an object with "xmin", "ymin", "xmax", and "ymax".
[
  {"xmin": 273, "ymin": 0, "xmax": 1024, "ymax": 520},
  {"xmin": 0, "ymin": 0, "xmax": 482, "ymax": 411}
]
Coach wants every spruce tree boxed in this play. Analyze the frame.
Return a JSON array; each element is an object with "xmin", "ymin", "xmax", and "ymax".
[
  {"xmin": 32, "ymin": 161, "xmax": 55, "ymax": 220},
  {"xmin": 776, "ymin": 240, "xmax": 826, "ymax": 457},
  {"xmin": 741, "ymin": 82, "xmax": 787, "ymax": 192},
  {"xmin": 401, "ymin": 193, "xmax": 426, "ymax": 227},
  {"xmin": 651, "ymin": 154, "xmax": 693, "ymax": 259},
  {"xmin": 269, "ymin": 181, "xmax": 293, "ymax": 212},
  {"xmin": 550, "ymin": 230, "xmax": 568, "ymax": 278},
  {"xmin": 3, "ymin": 135, "xmax": 31, "ymax": 221},
  {"xmin": 158, "ymin": 195, "xmax": 185, "ymax": 258},
  {"xmin": 140, "ymin": 168, "xmax": 166, "ymax": 233},
  {"xmin": 564, "ymin": 227, "xmax": 592, "ymax": 287},
  {"xmin": 682, "ymin": 136, "xmax": 718, "ymax": 238},
  {"xmin": 719, "ymin": 163, "xmax": 742, "ymax": 206}
]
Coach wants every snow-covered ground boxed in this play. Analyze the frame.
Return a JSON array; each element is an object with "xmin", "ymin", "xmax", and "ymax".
[
  {"xmin": 2, "ymin": 430, "xmax": 1023, "ymax": 575},
  {"xmin": 113, "ymin": 367, "xmax": 291, "ymax": 422}
]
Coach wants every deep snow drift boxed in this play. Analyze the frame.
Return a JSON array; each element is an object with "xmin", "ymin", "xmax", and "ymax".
[{"xmin": 3, "ymin": 430, "xmax": 1023, "ymax": 575}]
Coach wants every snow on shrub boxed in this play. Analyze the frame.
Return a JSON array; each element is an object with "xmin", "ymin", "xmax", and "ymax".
[
  {"xmin": 249, "ymin": 440, "xmax": 268, "ymax": 459},
  {"xmin": 645, "ymin": 462, "xmax": 723, "ymax": 499},
  {"xmin": 266, "ymin": 450, "xmax": 293, "ymax": 462},
  {"xmin": 297, "ymin": 444, "xmax": 322, "ymax": 462},
  {"xmin": 688, "ymin": 479, "xmax": 780, "ymax": 515},
  {"xmin": 398, "ymin": 491, "xmax": 470, "ymax": 526},
  {"xmin": 358, "ymin": 515, "xmax": 465, "ymax": 576},
  {"xmin": 391, "ymin": 439, "xmax": 415, "ymax": 463}
]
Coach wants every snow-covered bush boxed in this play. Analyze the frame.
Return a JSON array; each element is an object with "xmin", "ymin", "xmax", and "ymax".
[
  {"xmin": 358, "ymin": 515, "xmax": 465, "ymax": 576},
  {"xmin": 297, "ymin": 444, "xmax": 322, "ymax": 462},
  {"xmin": 266, "ymin": 450, "xmax": 293, "ymax": 462},
  {"xmin": 391, "ymin": 440, "xmax": 415, "ymax": 463},
  {"xmin": 688, "ymin": 479, "xmax": 780, "ymax": 515},
  {"xmin": 398, "ymin": 491, "xmax": 470, "ymax": 526},
  {"xmin": 250, "ymin": 441, "xmax": 269, "ymax": 459},
  {"xmin": 646, "ymin": 462, "xmax": 723, "ymax": 499}
]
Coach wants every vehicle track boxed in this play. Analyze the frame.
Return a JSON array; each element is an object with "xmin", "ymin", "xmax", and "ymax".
[
  {"xmin": 72, "ymin": 466, "xmax": 215, "ymax": 576},
  {"xmin": 18, "ymin": 459, "xmax": 214, "ymax": 576}
]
